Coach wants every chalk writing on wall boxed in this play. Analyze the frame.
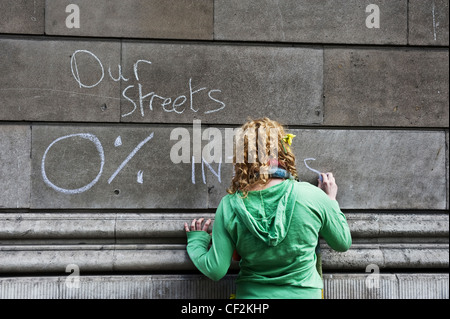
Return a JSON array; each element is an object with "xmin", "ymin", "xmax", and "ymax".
[
  {"xmin": 70, "ymin": 49, "xmax": 226, "ymax": 118},
  {"xmin": 41, "ymin": 132, "xmax": 154, "ymax": 194},
  {"xmin": 41, "ymin": 133, "xmax": 105, "ymax": 194},
  {"xmin": 40, "ymin": 131, "xmax": 225, "ymax": 195},
  {"xmin": 41, "ymin": 130, "xmax": 322, "ymax": 195}
]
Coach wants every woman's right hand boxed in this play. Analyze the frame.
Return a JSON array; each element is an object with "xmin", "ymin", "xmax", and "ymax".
[{"xmin": 318, "ymin": 172, "xmax": 338, "ymax": 201}]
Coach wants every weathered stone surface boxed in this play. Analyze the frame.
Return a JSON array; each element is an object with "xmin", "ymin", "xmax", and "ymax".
[
  {"xmin": 0, "ymin": 213, "xmax": 116, "ymax": 243},
  {"xmin": 324, "ymin": 273, "xmax": 400, "ymax": 299},
  {"xmin": 446, "ymin": 131, "xmax": 449, "ymax": 209},
  {"xmin": 322, "ymin": 244, "xmax": 449, "ymax": 269},
  {"xmin": 30, "ymin": 126, "xmax": 446, "ymax": 210},
  {"xmin": 0, "ymin": 245, "xmax": 115, "ymax": 273},
  {"xmin": 120, "ymin": 43, "xmax": 323, "ymax": 125},
  {"xmin": 346, "ymin": 213, "xmax": 449, "ymax": 238},
  {"xmin": 397, "ymin": 273, "xmax": 450, "ymax": 299},
  {"xmin": 287, "ymin": 129, "xmax": 447, "ymax": 210},
  {"xmin": 0, "ymin": 243, "xmax": 446, "ymax": 273},
  {"xmin": 1, "ymin": 212, "xmax": 447, "ymax": 242},
  {"xmin": 45, "ymin": 0, "xmax": 213, "ymax": 40},
  {"xmin": 0, "ymin": 211, "xmax": 447, "ymax": 274},
  {"xmin": 0, "ymin": 273, "xmax": 447, "ymax": 299},
  {"xmin": 31, "ymin": 125, "xmax": 208, "ymax": 209},
  {"xmin": 409, "ymin": 0, "xmax": 449, "ymax": 46},
  {"xmin": 0, "ymin": 39, "xmax": 121, "ymax": 122},
  {"xmin": 212, "ymin": 128, "xmax": 447, "ymax": 210},
  {"xmin": 325, "ymin": 273, "xmax": 449, "ymax": 299},
  {"xmin": 323, "ymin": 48, "xmax": 449, "ymax": 127},
  {"xmin": 215, "ymin": 0, "xmax": 407, "ymax": 45},
  {"xmin": 0, "ymin": 0, "xmax": 44, "ymax": 34},
  {"xmin": 0, "ymin": 40, "xmax": 322, "ymax": 125},
  {"xmin": 0, "ymin": 125, "xmax": 31, "ymax": 209}
]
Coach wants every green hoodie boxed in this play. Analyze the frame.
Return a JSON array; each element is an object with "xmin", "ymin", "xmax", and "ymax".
[{"xmin": 186, "ymin": 179, "xmax": 352, "ymax": 299}]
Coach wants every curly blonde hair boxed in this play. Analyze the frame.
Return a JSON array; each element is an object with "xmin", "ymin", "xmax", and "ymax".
[{"xmin": 227, "ymin": 118, "xmax": 298, "ymax": 197}]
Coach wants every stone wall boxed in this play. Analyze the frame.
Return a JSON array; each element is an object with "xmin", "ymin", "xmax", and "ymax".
[{"xmin": 0, "ymin": 0, "xmax": 448, "ymax": 299}]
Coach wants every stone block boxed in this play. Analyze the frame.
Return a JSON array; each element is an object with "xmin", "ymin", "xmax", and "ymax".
[
  {"xmin": 215, "ymin": 0, "xmax": 407, "ymax": 45},
  {"xmin": 30, "ymin": 126, "xmax": 447, "ymax": 210},
  {"xmin": 0, "ymin": 242, "xmax": 446, "ymax": 273},
  {"xmin": 0, "ymin": 0, "xmax": 44, "ymax": 34},
  {"xmin": 382, "ymin": 245, "xmax": 449, "ymax": 269},
  {"xmin": 210, "ymin": 128, "xmax": 447, "ymax": 210},
  {"xmin": 0, "ymin": 273, "xmax": 448, "ymax": 299},
  {"xmin": 0, "ymin": 125, "xmax": 31, "ymax": 209},
  {"xmin": 288, "ymin": 129, "xmax": 447, "ymax": 210},
  {"xmin": 324, "ymin": 48, "xmax": 449, "ymax": 127},
  {"xmin": 447, "ymin": 131, "xmax": 449, "ymax": 210},
  {"xmin": 0, "ymin": 212, "xmax": 116, "ymax": 244},
  {"xmin": 346, "ymin": 213, "xmax": 449, "ymax": 238},
  {"xmin": 30, "ymin": 125, "xmax": 208, "ymax": 209},
  {"xmin": 0, "ymin": 275, "xmax": 237, "ymax": 299},
  {"xmin": 120, "ymin": 42, "xmax": 323, "ymax": 125},
  {"xmin": 0, "ymin": 210, "xmax": 448, "ymax": 274},
  {"xmin": 322, "ymin": 243, "xmax": 449, "ymax": 269},
  {"xmin": 0, "ymin": 245, "xmax": 115, "ymax": 273},
  {"xmin": 409, "ymin": 0, "xmax": 449, "ymax": 46},
  {"xmin": 0, "ymin": 276, "xmax": 61, "ymax": 299},
  {"xmin": 1, "ymin": 211, "xmax": 447, "ymax": 242},
  {"xmin": 45, "ymin": 0, "xmax": 213, "ymax": 40},
  {"xmin": 397, "ymin": 273, "xmax": 450, "ymax": 299},
  {"xmin": 323, "ymin": 274, "xmax": 400, "ymax": 299},
  {"xmin": 0, "ymin": 39, "xmax": 121, "ymax": 122},
  {"xmin": 114, "ymin": 213, "xmax": 216, "ymax": 241}
]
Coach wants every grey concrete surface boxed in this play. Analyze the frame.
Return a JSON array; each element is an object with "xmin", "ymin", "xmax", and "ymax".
[
  {"xmin": 323, "ymin": 48, "xmax": 449, "ymax": 127},
  {"xmin": 2, "ymin": 40, "xmax": 447, "ymax": 127},
  {"xmin": 0, "ymin": 211, "xmax": 447, "ymax": 273},
  {"xmin": 0, "ymin": 39, "xmax": 121, "ymax": 122},
  {"xmin": 215, "ymin": 0, "xmax": 407, "ymax": 45},
  {"xmin": 409, "ymin": 0, "xmax": 449, "ymax": 46},
  {"xmin": 31, "ymin": 125, "xmax": 208, "ymax": 209},
  {"xmin": 1, "ymin": 212, "xmax": 447, "ymax": 243},
  {"xmin": 0, "ymin": 243, "xmax": 447, "ymax": 273},
  {"xmin": 120, "ymin": 42, "xmax": 323, "ymax": 125},
  {"xmin": 288, "ymin": 129, "xmax": 447, "ymax": 210},
  {"xmin": 0, "ymin": 274, "xmax": 448, "ymax": 299},
  {"xmin": 45, "ymin": 0, "xmax": 213, "ymax": 40},
  {"xmin": 322, "ymin": 243, "xmax": 449, "ymax": 269},
  {"xmin": 0, "ymin": 125, "xmax": 31, "ymax": 209},
  {"xmin": 0, "ymin": 0, "xmax": 448, "ymax": 301},
  {"xmin": 447, "ymin": 131, "xmax": 449, "ymax": 209},
  {"xmin": 27, "ymin": 125, "xmax": 447, "ymax": 210},
  {"xmin": 0, "ymin": 0, "xmax": 44, "ymax": 34}
]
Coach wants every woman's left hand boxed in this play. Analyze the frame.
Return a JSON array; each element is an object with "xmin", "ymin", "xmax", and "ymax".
[{"xmin": 184, "ymin": 218, "xmax": 212, "ymax": 233}]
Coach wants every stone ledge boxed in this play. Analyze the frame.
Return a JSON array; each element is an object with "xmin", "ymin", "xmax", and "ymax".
[
  {"xmin": 1, "ymin": 212, "xmax": 447, "ymax": 273},
  {"xmin": 0, "ymin": 274, "xmax": 448, "ymax": 299},
  {"xmin": 1, "ymin": 212, "xmax": 447, "ymax": 241},
  {"xmin": 0, "ymin": 243, "xmax": 447, "ymax": 273}
]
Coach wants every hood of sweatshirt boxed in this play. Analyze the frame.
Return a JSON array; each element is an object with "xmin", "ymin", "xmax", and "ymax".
[{"xmin": 230, "ymin": 179, "xmax": 297, "ymax": 247}]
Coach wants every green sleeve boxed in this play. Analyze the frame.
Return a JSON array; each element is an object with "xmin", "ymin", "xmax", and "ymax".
[
  {"xmin": 318, "ymin": 196, "xmax": 352, "ymax": 252},
  {"xmin": 186, "ymin": 200, "xmax": 235, "ymax": 281}
]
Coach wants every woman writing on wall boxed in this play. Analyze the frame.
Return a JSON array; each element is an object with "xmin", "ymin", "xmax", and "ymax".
[{"xmin": 184, "ymin": 117, "xmax": 351, "ymax": 299}]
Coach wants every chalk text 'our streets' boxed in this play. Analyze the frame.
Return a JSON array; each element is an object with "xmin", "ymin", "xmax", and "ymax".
[{"xmin": 70, "ymin": 49, "xmax": 226, "ymax": 118}]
